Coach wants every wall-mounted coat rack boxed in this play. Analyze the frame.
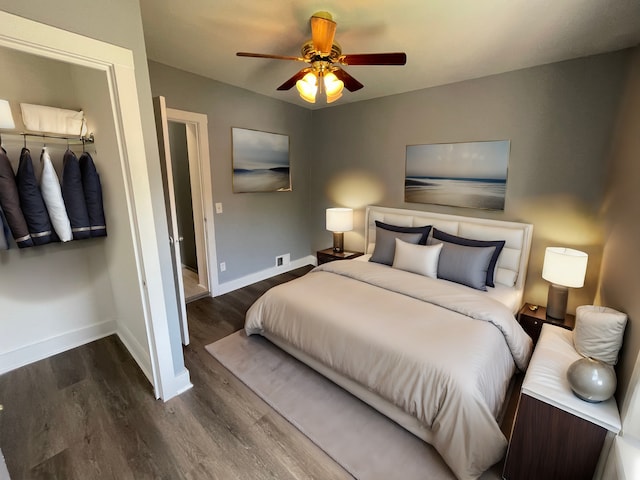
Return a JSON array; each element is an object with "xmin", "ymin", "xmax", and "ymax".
[{"xmin": 0, "ymin": 130, "xmax": 95, "ymax": 147}]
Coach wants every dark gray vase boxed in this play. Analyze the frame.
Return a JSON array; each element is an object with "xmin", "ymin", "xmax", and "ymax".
[{"xmin": 567, "ymin": 357, "xmax": 616, "ymax": 403}]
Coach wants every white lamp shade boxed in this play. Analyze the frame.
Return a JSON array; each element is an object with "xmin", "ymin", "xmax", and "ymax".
[
  {"xmin": 326, "ymin": 208, "xmax": 353, "ymax": 232},
  {"xmin": 542, "ymin": 247, "xmax": 588, "ymax": 288},
  {"xmin": 0, "ymin": 99, "xmax": 15, "ymax": 129}
]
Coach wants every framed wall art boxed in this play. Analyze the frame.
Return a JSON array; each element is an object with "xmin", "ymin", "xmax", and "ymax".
[
  {"xmin": 232, "ymin": 127, "xmax": 291, "ymax": 193},
  {"xmin": 405, "ymin": 140, "xmax": 510, "ymax": 210}
]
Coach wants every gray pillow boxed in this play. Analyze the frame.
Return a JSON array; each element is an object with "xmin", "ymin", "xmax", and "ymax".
[
  {"xmin": 437, "ymin": 241, "xmax": 495, "ymax": 291},
  {"xmin": 370, "ymin": 227, "xmax": 423, "ymax": 265}
]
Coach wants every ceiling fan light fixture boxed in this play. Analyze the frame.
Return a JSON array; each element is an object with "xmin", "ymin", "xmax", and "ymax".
[
  {"xmin": 296, "ymin": 71, "xmax": 318, "ymax": 103},
  {"xmin": 326, "ymin": 91, "xmax": 342, "ymax": 104},
  {"xmin": 324, "ymin": 72, "xmax": 344, "ymax": 97}
]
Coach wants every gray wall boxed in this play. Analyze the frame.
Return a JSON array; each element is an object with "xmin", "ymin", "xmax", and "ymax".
[
  {"xmin": 0, "ymin": 0, "xmax": 186, "ymax": 375},
  {"xmin": 309, "ymin": 51, "xmax": 630, "ymax": 314},
  {"xmin": 148, "ymin": 61, "xmax": 313, "ymax": 283},
  {"xmin": 599, "ymin": 46, "xmax": 640, "ymax": 416}
]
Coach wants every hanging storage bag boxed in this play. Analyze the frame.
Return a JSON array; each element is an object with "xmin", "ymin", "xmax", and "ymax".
[
  {"xmin": 79, "ymin": 152, "xmax": 107, "ymax": 237},
  {"xmin": 61, "ymin": 149, "xmax": 91, "ymax": 240},
  {"xmin": 16, "ymin": 147, "xmax": 53, "ymax": 245},
  {"xmin": 0, "ymin": 147, "xmax": 33, "ymax": 247}
]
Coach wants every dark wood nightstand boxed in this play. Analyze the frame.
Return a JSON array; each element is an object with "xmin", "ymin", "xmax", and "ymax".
[
  {"xmin": 503, "ymin": 326, "xmax": 620, "ymax": 480},
  {"xmin": 518, "ymin": 303, "xmax": 575, "ymax": 345},
  {"xmin": 316, "ymin": 248, "xmax": 363, "ymax": 265}
]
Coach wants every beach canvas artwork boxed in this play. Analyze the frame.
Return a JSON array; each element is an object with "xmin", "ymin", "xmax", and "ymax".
[
  {"xmin": 405, "ymin": 140, "xmax": 510, "ymax": 210},
  {"xmin": 232, "ymin": 128, "xmax": 291, "ymax": 193}
]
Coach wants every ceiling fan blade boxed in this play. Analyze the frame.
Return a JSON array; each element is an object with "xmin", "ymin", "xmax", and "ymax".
[
  {"xmin": 333, "ymin": 68, "xmax": 364, "ymax": 92},
  {"xmin": 310, "ymin": 12, "xmax": 337, "ymax": 55},
  {"xmin": 237, "ymin": 52, "xmax": 305, "ymax": 62},
  {"xmin": 277, "ymin": 69, "xmax": 310, "ymax": 91},
  {"xmin": 340, "ymin": 52, "xmax": 407, "ymax": 66}
]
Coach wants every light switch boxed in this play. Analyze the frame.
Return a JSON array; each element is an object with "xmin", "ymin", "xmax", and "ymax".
[{"xmin": 215, "ymin": 202, "xmax": 223, "ymax": 214}]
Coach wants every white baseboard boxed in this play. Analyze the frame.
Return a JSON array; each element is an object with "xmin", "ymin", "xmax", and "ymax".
[
  {"xmin": 116, "ymin": 323, "xmax": 192, "ymax": 401},
  {"xmin": 214, "ymin": 255, "xmax": 316, "ymax": 296},
  {"xmin": 0, "ymin": 320, "xmax": 117, "ymax": 375},
  {"xmin": 161, "ymin": 368, "xmax": 193, "ymax": 401},
  {"xmin": 116, "ymin": 321, "xmax": 154, "ymax": 385}
]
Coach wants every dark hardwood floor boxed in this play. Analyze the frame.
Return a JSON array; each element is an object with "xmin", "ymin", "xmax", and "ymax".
[
  {"xmin": 0, "ymin": 265, "xmax": 354, "ymax": 480},
  {"xmin": 0, "ymin": 264, "xmax": 521, "ymax": 479}
]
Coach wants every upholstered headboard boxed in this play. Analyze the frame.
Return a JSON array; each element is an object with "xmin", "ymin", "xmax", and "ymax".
[{"xmin": 364, "ymin": 206, "xmax": 534, "ymax": 292}]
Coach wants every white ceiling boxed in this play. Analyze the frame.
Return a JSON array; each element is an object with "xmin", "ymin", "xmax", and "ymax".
[{"xmin": 139, "ymin": 0, "xmax": 640, "ymax": 110}]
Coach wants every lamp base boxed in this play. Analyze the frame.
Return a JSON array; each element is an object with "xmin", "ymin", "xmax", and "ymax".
[
  {"xmin": 332, "ymin": 232, "xmax": 344, "ymax": 253},
  {"xmin": 547, "ymin": 284, "xmax": 569, "ymax": 320}
]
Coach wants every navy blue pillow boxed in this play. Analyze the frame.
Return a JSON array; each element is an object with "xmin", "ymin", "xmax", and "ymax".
[
  {"xmin": 375, "ymin": 220, "xmax": 431, "ymax": 245},
  {"xmin": 432, "ymin": 228, "xmax": 505, "ymax": 288}
]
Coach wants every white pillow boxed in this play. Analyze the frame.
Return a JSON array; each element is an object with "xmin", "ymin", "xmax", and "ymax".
[
  {"xmin": 573, "ymin": 305, "xmax": 627, "ymax": 365},
  {"xmin": 392, "ymin": 239, "xmax": 442, "ymax": 278}
]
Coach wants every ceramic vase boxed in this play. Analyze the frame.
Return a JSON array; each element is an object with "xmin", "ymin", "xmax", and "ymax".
[{"xmin": 567, "ymin": 357, "xmax": 616, "ymax": 403}]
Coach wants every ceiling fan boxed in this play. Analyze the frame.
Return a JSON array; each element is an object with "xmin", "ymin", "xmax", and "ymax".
[{"xmin": 236, "ymin": 11, "xmax": 407, "ymax": 104}]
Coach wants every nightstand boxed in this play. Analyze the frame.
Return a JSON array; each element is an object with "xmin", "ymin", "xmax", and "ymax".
[
  {"xmin": 518, "ymin": 303, "xmax": 575, "ymax": 345},
  {"xmin": 503, "ymin": 325, "xmax": 620, "ymax": 480},
  {"xmin": 316, "ymin": 248, "xmax": 363, "ymax": 265}
]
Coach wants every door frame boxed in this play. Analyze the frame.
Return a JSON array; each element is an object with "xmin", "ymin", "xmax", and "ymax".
[{"xmin": 165, "ymin": 108, "xmax": 218, "ymax": 297}]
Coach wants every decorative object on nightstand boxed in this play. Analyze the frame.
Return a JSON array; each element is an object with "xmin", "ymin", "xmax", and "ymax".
[
  {"xmin": 326, "ymin": 207, "xmax": 353, "ymax": 253},
  {"xmin": 566, "ymin": 305, "xmax": 627, "ymax": 403},
  {"xmin": 316, "ymin": 248, "xmax": 362, "ymax": 265},
  {"xmin": 542, "ymin": 247, "xmax": 588, "ymax": 320},
  {"xmin": 567, "ymin": 357, "xmax": 617, "ymax": 403},
  {"xmin": 517, "ymin": 303, "xmax": 575, "ymax": 345}
]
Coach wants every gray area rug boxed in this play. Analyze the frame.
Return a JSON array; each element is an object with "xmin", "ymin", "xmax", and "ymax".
[
  {"xmin": 0, "ymin": 449, "xmax": 9, "ymax": 480},
  {"xmin": 206, "ymin": 331, "xmax": 501, "ymax": 480}
]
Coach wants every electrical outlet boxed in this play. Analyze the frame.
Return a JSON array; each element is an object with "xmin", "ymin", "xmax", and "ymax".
[
  {"xmin": 276, "ymin": 254, "xmax": 290, "ymax": 268},
  {"xmin": 220, "ymin": 262, "xmax": 226, "ymax": 272}
]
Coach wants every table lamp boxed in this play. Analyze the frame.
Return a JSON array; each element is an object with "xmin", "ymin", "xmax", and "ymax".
[
  {"xmin": 326, "ymin": 208, "xmax": 353, "ymax": 253},
  {"xmin": 542, "ymin": 247, "xmax": 588, "ymax": 320}
]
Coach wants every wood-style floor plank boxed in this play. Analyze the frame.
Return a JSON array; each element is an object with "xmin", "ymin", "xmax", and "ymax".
[
  {"xmin": 1, "ymin": 263, "xmax": 517, "ymax": 479},
  {"xmin": 0, "ymin": 265, "xmax": 351, "ymax": 480}
]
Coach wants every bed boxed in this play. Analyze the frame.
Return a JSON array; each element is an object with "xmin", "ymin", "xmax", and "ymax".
[{"xmin": 245, "ymin": 206, "xmax": 534, "ymax": 480}]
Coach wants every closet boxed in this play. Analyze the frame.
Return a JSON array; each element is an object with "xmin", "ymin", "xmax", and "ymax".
[{"xmin": 0, "ymin": 12, "xmax": 189, "ymax": 400}]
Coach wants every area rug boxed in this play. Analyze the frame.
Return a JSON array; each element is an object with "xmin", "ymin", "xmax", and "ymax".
[
  {"xmin": 206, "ymin": 331, "xmax": 501, "ymax": 480},
  {"xmin": 0, "ymin": 449, "xmax": 10, "ymax": 480}
]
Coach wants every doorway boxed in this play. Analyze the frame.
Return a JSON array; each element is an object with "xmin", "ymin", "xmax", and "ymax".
[
  {"xmin": 167, "ymin": 120, "xmax": 209, "ymax": 302},
  {"xmin": 153, "ymin": 98, "xmax": 218, "ymax": 346}
]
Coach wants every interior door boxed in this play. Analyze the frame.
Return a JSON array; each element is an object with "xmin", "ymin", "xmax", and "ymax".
[{"xmin": 153, "ymin": 95, "xmax": 190, "ymax": 345}]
